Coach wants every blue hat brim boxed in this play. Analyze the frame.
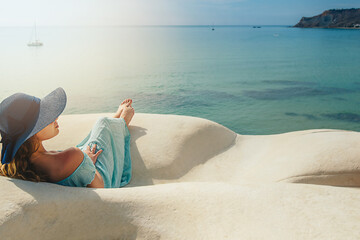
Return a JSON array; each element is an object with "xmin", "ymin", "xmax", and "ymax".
[
  {"xmin": 26, "ymin": 87, "xmax": 67, "ymax": 142},
  {"xmin": 10, "ymin": 87, "xmax": 67, "ymax": 162}
]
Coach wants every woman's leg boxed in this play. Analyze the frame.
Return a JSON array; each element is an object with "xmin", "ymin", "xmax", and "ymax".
[
  {"xmin": 113, "ymin": 99, "xmax": 132, "ymax": 118},
  {"xmin": 113, "ymin": 99, "xmax": 135, "ymax": 127}
]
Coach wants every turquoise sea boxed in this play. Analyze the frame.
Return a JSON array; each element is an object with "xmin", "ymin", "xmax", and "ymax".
[{"xmin": 0, "ymin": 26, "xmax": 360, "ymax": 134}]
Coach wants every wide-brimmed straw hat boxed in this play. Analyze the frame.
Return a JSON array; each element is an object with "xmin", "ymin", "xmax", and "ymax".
[{"xmin": 0, "ymin": 87, "xmax": 67, "ymax": 164}]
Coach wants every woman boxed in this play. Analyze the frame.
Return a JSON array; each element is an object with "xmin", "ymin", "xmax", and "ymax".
[{"xmin": 0, "ymin": 87, "xmax": 134, "ymax": 188}]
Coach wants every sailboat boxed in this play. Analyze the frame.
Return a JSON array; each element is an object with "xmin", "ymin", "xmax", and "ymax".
[{"xmin": 27, "ymin": 21, "xmax": 43, "ymax": 47}]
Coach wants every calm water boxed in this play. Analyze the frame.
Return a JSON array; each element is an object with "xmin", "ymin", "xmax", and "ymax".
[{"xmin": 0, "ymin": 26, "xmax": 360, "ymax": 134}]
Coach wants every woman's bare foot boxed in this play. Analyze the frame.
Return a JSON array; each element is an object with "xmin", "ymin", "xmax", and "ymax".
[
  {"xmin": 120, "ymin": 106, "xmax": 135, "ymax": 127},
  {"xmin": 113, "ymin": 99, "xmax": 132, "ymax": 118}
]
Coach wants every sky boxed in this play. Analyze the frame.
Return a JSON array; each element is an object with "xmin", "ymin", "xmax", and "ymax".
[{"xmin": 0, "ymin": 0, "xmax": 360, "ymax": 26}]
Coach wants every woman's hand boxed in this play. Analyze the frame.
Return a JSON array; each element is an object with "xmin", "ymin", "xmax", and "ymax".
[{"xmin": 84, "ymin": 143, "xmax": 103, "ymax": 164}]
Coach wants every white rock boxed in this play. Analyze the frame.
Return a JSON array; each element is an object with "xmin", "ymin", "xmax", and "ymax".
[{"xmin": 1, "ymin": 113, "xmax": 360, "ymax": 239}]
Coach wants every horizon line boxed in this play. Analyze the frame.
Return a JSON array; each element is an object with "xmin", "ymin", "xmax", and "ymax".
[{"xmin": 0, "ymin": 24, "xmax": 294, "ymax": 28}]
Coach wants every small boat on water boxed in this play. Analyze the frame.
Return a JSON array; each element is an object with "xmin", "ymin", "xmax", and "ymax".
[
  {"xmin": 28, "ymin": 40, "xmax": 43, "ymax": 47},
  {"xmin": 28, "ymin": 21, "xmax": 43, "ymax": 47}
]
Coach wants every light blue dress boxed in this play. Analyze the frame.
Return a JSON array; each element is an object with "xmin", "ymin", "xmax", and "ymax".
[{"xmin": 55, "ymin": 117, "xmax": 132, "ymax": 188}]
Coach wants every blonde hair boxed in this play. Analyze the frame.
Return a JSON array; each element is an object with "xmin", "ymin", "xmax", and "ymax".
[{"xmin": 0, "ymin": 135, "xmax": 49, "ymax": 182}]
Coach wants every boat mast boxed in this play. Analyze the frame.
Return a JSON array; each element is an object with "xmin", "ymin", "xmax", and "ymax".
[{"xmin": 34, "ymin": 20, "xmax": 37, "ymax": 41}]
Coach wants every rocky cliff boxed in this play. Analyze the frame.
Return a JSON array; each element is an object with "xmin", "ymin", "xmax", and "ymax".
[{"xmin": 294, "ymin": 8, "xmax": 360, "ymax": 28}]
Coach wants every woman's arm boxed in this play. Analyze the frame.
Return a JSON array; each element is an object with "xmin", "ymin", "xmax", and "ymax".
[
  {"xmin": 82, "ymin": 144, "xmax": 104, "ymax": 188},
  {"xmin": 87, "ymin": 169, "xmax": 104, "ymax": 188},
  {"xmin": 54, "ymin": 147, "xmax": 103, "ymax": 187}
]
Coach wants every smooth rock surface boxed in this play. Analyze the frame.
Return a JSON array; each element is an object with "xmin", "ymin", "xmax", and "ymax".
[{"xmin": 1, "ymin": 113, "xmax": 360, "ymax": 239}]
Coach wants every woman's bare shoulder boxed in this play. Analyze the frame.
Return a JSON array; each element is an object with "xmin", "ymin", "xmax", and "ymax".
[
  {"xmin": 60, "ymin": 147, "xmax": 84, "ymax": 164},
  {"xmin": 50, "ymin": 147, "xmax": 84, "ymax": 182}
]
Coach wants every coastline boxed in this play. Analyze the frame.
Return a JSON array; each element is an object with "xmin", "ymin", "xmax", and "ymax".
[{"xmin": 293, "ymin": 26, "xmax": 360, "ymax": 29}]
